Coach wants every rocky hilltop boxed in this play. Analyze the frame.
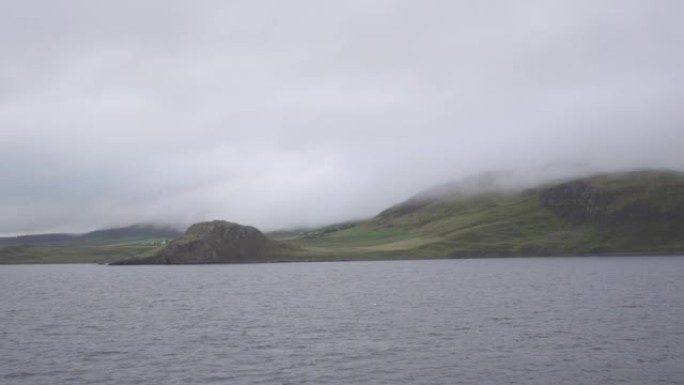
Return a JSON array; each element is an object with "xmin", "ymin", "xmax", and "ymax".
[{"xmin": 112, "ymin": 220, "xmax": 293, "ymax": 264}]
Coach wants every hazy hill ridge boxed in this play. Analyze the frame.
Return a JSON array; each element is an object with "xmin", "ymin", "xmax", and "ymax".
[
  {"xmin": 0, "ymin": 225, "xmax": 182, "ymax": 264},
  {"xmin": 2, "ymin": 170, "xmax": 683, "ymax": 264},
  {"xmin": 0, "ymin": 224, "xmax": 181, "ymax": 246},
  {"xmin": 293, "ymin": 170, "xmax": 684, "ymax": 258}
]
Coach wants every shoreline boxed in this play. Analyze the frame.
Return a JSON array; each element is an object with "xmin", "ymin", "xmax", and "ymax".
[{"xmin": 1, "ymin": 252, "xmax": 680, "ymax": 266}]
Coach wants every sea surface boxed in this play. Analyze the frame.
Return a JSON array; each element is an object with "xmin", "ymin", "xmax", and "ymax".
[{"xmin": 1, "ymin": 257, "xmax": 684, "ymax": 385}]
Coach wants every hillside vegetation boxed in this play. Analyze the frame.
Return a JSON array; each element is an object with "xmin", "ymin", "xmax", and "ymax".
[
  {"xmin": 284, "ymin": 170, "xmax": 684, "ymax": 259},
  {"xmin": 3, "ymin": 170, "xmax": 683, "ymax": 264}
]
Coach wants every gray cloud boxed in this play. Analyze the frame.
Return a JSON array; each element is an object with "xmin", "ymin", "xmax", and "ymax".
[{"xmin": 1, "ymin": 0, "xmax": 683, "ymax": 234}]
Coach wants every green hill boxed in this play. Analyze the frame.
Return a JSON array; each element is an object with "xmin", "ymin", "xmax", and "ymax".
[{"xmin": 286, "ymin": 170, "xmax": 684, "ymax": 259}]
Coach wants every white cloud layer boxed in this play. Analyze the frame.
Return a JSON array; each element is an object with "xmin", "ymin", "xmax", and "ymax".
[{"xmin": 1, "ymin": 0, "xmax": 683, "ymax": 234}]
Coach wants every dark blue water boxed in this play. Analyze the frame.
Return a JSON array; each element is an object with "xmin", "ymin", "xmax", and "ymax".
[{"xmin": 2, "ymin": 257, "xmax": 683, "ymax": 385}]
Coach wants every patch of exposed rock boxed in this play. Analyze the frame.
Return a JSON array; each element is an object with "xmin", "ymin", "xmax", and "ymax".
[
  {"xmin": 111, "ymin": 220, "xmax": 292, "ymax": 264},
  {"xmin": 538, "ymin": 180, "xmax": 610, "ymax": 225}
]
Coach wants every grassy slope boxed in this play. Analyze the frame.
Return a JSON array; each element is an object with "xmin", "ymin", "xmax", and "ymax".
[
  {"xmin": 286, "ymin": 193, "xmax": 573, "ymax": 259},
  {"xmin": 282, "ymin": 170, "xmax": 684, "ymax": 259}
]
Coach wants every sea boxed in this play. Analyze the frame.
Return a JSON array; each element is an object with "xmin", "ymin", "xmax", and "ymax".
[{"xmin": 1, "ymin": 257, "xmax": 683, "ymax": 385}]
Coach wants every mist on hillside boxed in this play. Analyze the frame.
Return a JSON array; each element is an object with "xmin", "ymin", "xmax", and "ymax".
[{"xmin": 1, "ymin": 1, "xmax": 683, "ymax": 235}]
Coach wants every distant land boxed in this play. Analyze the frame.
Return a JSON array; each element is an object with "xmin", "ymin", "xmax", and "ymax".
[
  {"xmin": 0, "ymin": 224, "xmax": 181, "ymax": 264},
  {"xmin": 282, "ymin": 169, "xmax": 684, "ymax": 260},
  {"xmin": 111, "ymin": 221, "xmax": 295, "ymax": 265},
  {"xmin": 2, "ymin": 169, "xmax": 684, "ymax": 264}
]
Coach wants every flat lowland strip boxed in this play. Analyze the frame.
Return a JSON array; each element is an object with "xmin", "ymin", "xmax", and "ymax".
[
  {"xmin": 0, "ymin": 244, "xmax": 161, "ymax": 264},
  {"xmin": 0, "ymin": 225, "xmax": 178, "ymax": 264}
]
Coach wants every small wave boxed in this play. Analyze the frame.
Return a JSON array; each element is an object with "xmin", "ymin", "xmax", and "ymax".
[
  {"xmin": 90, "ymin": 350, "xmax": 128, "ymax": 356},
  {"xmin": 4, "ymin": 372, "xmax": 37, "ymax": 379}
]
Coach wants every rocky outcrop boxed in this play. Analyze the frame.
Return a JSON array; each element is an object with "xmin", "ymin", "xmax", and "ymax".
[
  {"xmin": 537, "ymin": 173, "xmax": 684, "ymax": 250},
  {"xmin": 111, "ymin": 220, "xmax": 292, "ymax": 264},
  {"xmin": 539, "ymin": 180, "xmax": 610, "ymax": 225}
]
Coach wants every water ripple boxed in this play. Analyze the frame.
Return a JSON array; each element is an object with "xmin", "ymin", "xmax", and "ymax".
[{"xmin": 1, "ymin": 258, "xmax": 684, "ymax": 384}]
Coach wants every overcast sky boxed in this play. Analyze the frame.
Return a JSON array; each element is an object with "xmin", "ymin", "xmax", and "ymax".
[{"xmin": 1, "ymin": 0, "xmax": 683, "ymax": 235}]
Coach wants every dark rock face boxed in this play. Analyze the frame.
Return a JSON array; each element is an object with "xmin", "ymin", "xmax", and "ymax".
[
  {"xmin": 112, "ymin": 220, "xmax": 290, "ymax": 264},
  {"xmin": 539, "ymin": 180, "xmax": 610, "ymax": 225},
  {"xmin": 601, "ymin": 203, "xmax": 684, "ymax": 247},
  {"xmin": 538, "ymin": 173, "xmax": 684, "ymax": 251}
]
